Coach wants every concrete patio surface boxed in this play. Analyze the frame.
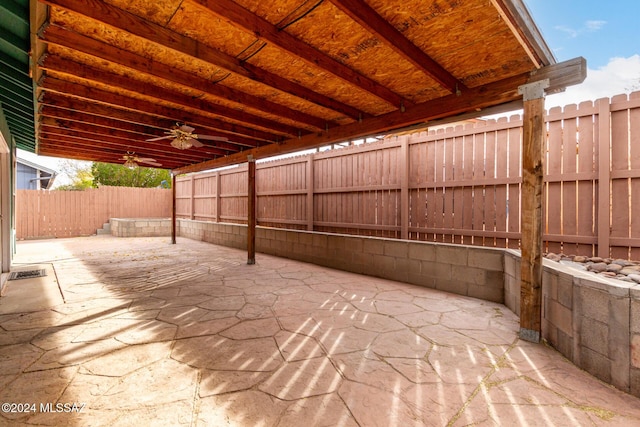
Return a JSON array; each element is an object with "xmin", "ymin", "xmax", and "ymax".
[{"xmin": 1, "ymin": 235, "xmax": 640, "ymax": 426}]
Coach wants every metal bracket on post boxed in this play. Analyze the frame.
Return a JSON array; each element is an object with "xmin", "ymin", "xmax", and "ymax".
[{"xmin": 518, "ymin": 79, "xmax": 550, "ymax": 101}]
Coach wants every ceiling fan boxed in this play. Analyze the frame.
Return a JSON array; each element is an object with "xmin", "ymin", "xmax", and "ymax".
[
  {"xmin": 146, "ymin": 123, "xmax": 229, "ymax": 150},
  {"xmin": 122, "ymin": 152, "xmax": 162, "ymax": 169}
]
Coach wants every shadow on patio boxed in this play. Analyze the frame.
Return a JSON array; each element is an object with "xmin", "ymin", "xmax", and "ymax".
[{"xmin": 1, "ymin": 235, "xmax": 639, "ymax": 426}]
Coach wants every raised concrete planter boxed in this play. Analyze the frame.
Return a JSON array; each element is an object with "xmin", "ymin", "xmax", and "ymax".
[
  {"xmin": 110, "ymin": 218, "xmax": 172, "ymax": 237},
  {"xmin": 113, "ymin": 217, "xmax": 640, "ymax": 398}
]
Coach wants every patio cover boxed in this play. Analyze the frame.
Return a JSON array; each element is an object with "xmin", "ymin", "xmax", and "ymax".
[{"xmin": 14, "ymin": 0, "xmax": 584, "ymax": 172}]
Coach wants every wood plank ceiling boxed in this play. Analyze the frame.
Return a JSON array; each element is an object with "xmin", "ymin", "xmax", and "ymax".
[{"xmin": 30, "ymin": 0, "xmax": 556, "ymax": 172}]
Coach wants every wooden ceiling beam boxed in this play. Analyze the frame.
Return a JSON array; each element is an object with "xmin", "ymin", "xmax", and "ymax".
[
  {"xmin": 39, "ymin": 100, "xmax": 246, "ymax": 153},
  {"xmin": 328, "ymin": 0, "xmax": 466, "ymax": 94},
  {"xmin": 38, "ymin": 124, "xmax": 213, "ymax": 161},
  {"xmin": 39, "ymin": 77, "xmax": 272, "ymax": 147},
  {"xmin": 39, "ymin": 116, "xmax": 223, "ymax": 159},
  {"xmin": 40, "ymin": 105, "xmax": 165, "ymax": 138},
  {"xmin": 39, "ymin": 52, "xmax": 304, "ymax": 138},
  {"xmin": 194, "ymin": 0, "xmax": 411, "ymax": 109},
  {"xmin": 38, "ymin": 91, "xmax": 274, "ymax": 147},
  {"xmin": 39, "ymin": 133, "xmax": 210, "ymax": 166},
  {"xmin": 40, "ymin": 24, "xmax": 334, "ymax": 131},
  {"xmin": 38, "ymin": 139, "xmax": 183, "ymax": 168},
  {"xmin": 40, "ymin": 0, "xmax": 367, "ymax": 121},
  {"xmin": 40, "ymin": 92, "xmax": 176, "ymax": 131}
]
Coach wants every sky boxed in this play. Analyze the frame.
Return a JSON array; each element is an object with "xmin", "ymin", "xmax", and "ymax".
[
  {"xmin": 18, "ymin": 0, "xmax": 640, "ymax": 183},
  {"xmin": 525, "ymin": 0, "xmax": 640, "ymax": 107}
]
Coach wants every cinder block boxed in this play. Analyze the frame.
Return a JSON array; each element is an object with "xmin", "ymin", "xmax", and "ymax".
[
  {"xmin": 546, "ymin": 298, "xmax": 572, "ymax": 336},
  {"xmin": 485, "ymin": 270, "xmax": 504, "ymax": 288},
  {"xmin": 421, "ymin": 260, "xmax": 451, "ymax": 280},
  {"xmin": 543, "ymin": 270, "xmax": 558, "ymax": 301},
  {"xmin": 555, "ymin": 329, "xmax": 574, "ymax": 361},
  {"xmin": 435, "ymin": 278, "xmax": 468, "ymax": 296},
  {"xmin": 372, "ymin": 254, "xmax": 396, "ymax": 279},
  {"xmin": 468, "ymin": 248, "xmax": 503, "ymax": 271},
  {"xmin": 632, "ymin": 299, "xmax": 640, "ymax": 334},
  {"xmin": 633, "ymin": 335, "xmax": 640, "ymax": 369},
  {"xmin": 436, "ymin": 245, "xmax": 468, "ymax": 266},
  {"xmin": 298, "ymin": 232, "xmax": 313, "ymax": 245},
  {"xmin": 580, "ymin": 346, "xmax": 611, "ymax": 384},
  {"xmin": 407, "ymin": 273, "xmax": 435, "ymax": 289},
  {"xmin": 327, "ymin": 235, "xmax": 345, "ymax": 250},
  {"xmin": 557, "ymin": 275, "xmax": 573, "ymax": 309},
  {"xmin": 504, "ymin": 253, "xmax": 517, "ymax": 278},
  {"xmin": 384, "ymin": 240, "xmax": 408, "ymax": 258},
  {"xmin": 363, "ymin": 238, "xmax": 384, "ymax": 255},
  {"xmin": 580, "ymin": 287, "xmax": 609, "ymax": 323},
  {"xmin": 394, "ymin": 257, "xmax": 410, "ymax": 282},
  {"xmin": 631, "ymin": 367, "xmax": 640, "ymax": 397},
  {"xmin": 467, "ymin": 283, "xmax": 503, "ymax": 303},
  {"xmin": 580, "ymin": 317, "xmax": 608, "ymax": 356},
  {"xmin": 312, "ymin": 233, "xmax": 328, "ymax": 248},
  {"xmin": 408, "ymin": 243, "xmax": 436, "ymax": 261},
  {"xmin": 452, "ymin": 265, "xmax": 485, "ymax": 285},
  {"xmin": 344, "ymin": 237, "xmax": 363, "ymax": 253}
]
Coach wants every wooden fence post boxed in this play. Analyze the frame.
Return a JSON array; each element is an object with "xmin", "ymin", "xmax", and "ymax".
[
  {"xmin": 215, "ymin": 171, "xmax": 221, "ymax": 223},
  {"xmin": 171, "ymin": 173, "xmax": 176, "ymax": 245},
  {"xmin": 519, "ymin": 79, "xmax": 548, "ymax": 343},
  {"xmin": 597, "ymin": 97, "xmax": 611, "ymax": 259},
  {"xmin": 400, "ymin": 136, "xmax": 409, "ymax": 240},
  {"xmin": 190, "ymin": 175, "xmax": 195, "ymax": 220},
  {"xmin": 307, "ymin": 154, "xmax": 314, "ymax": 231},
  {"xmin": 247, "ymin": 156, "xmax": 256, "ymax": 264}
]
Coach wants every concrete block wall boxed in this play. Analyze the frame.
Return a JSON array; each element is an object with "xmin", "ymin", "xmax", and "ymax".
[
  {"xmin": 175, "ymin": 219, "xmax": 505, "ymax": 303},
  {"xmin": 505, "ymin": 251, "xmax": 640, "ymax": 398},
  {"xmin": 110, "ymin": 218, "xmax": 172, "ymax": 237}
]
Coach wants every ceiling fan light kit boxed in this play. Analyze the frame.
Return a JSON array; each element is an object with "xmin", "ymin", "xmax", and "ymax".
[{"xmin": 147, "ymin": 123, "xmax": 229, "ymax": 150}]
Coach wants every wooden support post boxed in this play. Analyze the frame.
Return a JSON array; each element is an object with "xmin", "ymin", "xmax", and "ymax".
[
  {"xmin": 247, "ymin": 156, "xmax": 256, "ymax": 265},
  {"xmin": 519, "ymin": 79, "xmax": 548, "ymax": 343},
  {"xmin": 171, "ymin": 173, "xmax": 176, "ymax": 245}
]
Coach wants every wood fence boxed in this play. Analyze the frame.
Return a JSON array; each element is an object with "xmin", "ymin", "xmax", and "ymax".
[
  {"xmin": 16, "ymin": 186, "xmax": 171, "ymax": 239},
  {"xmin": 176, "ymin": 92, "xmax": 640, "ymax": 259}
]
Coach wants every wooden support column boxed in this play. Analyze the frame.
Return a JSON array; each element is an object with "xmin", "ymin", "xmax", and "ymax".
[
  {"xmin": 519, "ymin": 79, "xmax": 548, "ymax": 343},
  {"xmin": 247, "ymin": 155, "xmax": 256, "ymax": 265},
  {"xmin": 171, "ymin": 173, "xmax": 177, "ymax": 245}
]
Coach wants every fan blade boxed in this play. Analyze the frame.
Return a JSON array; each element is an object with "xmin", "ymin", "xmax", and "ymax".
[
  {"xmin": 195, "ymin": 135, "xmax": 229, "ymax": 141},
  {"xmin": 137, "ymin": 157, "xmax": 157, "ymax": 163},
  {"xmin": 179, "ymin": 124, "xmax": 195, "ymax": 133},
  {"xmin": 141, "ymin": 160, "xmax": 162, "ymax": 167},
  {"xmin": 146, "ymin": 135, "xmax": 173, "ymax": 142},
  {"xmin": 191, "ymin": 139, "xmax": 204, "ymax": 148}
]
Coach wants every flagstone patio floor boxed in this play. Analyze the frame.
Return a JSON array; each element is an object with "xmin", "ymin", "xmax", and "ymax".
[{"xmin": 1, "ymin": 235, "xmax": 639, "ymax": 426}]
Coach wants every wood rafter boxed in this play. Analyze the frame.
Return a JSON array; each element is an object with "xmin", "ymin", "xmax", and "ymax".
[
  {"xmin": 193, "ymin": 0, "xmax": 410, "ymax": 108},
  {"xmin": 39, "ymin": 0, "xmax": 368, "ymax": 121},
  {"xmin": 327, "ymin": 0, "xmax": 466, "ymax": 94},
  {"xmin": 40, "ymin": 24, "xmax": 333, "ymax": 131}
]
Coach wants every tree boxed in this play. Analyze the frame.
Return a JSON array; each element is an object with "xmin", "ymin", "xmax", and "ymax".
[
  {"xmin": 91, "ymin": 162, "xmax": 171, "ymax": 188},
  {"xmin": 54, "ymin": 159, "xmax": 94, "ymax": 190}
]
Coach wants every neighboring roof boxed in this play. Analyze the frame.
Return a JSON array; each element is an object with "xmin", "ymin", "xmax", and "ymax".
[
  {"xmin": 17, "ymin": 156, "xmax": 57, "ymax": 176},
  {"xmin": 0, "ymin": 0, "xmax": 36, "ymax": 152},
  {"xmin": 26, "ymin": 0, "xmax": 583, "ymax": 173}
]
